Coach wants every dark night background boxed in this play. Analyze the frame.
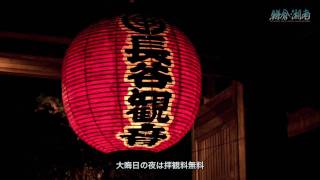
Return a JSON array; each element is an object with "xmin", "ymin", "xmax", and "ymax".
[{"xmin": 0, "ymin": 0, "xmax": 319, "ymax": 179}]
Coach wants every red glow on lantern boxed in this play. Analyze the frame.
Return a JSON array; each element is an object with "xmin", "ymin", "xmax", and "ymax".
[{"xmin": 62, "ymin": 15, "xmax": 201, "ymax": 153}]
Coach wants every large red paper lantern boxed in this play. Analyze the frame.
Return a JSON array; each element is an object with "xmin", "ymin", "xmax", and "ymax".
[{"xmin": 62, "ymin": 14, "xmax": 201, "ymax": 153}]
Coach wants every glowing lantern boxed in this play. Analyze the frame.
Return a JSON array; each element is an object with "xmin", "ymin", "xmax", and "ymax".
[{"xmin": 62, "ymin": 14, "xmax": 201, "ymax": 153}]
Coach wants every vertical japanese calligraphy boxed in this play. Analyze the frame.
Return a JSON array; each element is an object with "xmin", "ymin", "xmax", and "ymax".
[
  {"xmin": 117, "ymin": 14, "xmax": 175, "ymax": 148},
  {"xmin": 62, "ymin": 14, "xmax": 201, "ymax": 154}
]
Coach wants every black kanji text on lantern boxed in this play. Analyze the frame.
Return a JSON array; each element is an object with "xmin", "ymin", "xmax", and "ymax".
[
  {"xmin": 118, "ymin": 14, "xmax": 174, "ymax": 148},
  {"xmin": 126, "ymin": 36, "xmax": 172, "ymax": 88},
  {"xmin": 127, "ymin": 88, "xmax": 171, "ymax": 123},
  {"xmin": 119, "ymin": 123, "xmax": 167, "ymax": 146}
]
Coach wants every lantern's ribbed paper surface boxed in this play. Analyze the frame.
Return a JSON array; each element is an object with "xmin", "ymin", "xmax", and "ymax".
[{"xmin": 62, "ymin": 15, "xmax": 201, "ymax": 153}]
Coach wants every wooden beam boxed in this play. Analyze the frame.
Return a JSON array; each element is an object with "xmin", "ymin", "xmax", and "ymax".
[
  {"xmin": 288, "ymin": 107, "xmax": 320, "ymax": 137},
  {"xmin": 235, "ymin": 81, "xmax": 247, "ymax": 180},
  {"xmin": 0, "ymin": 52, "xmax": 62, "ymax": 79},
  {"xmin": 0, "ymin": 31, "xmax": 72, "ymax": 45}
]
